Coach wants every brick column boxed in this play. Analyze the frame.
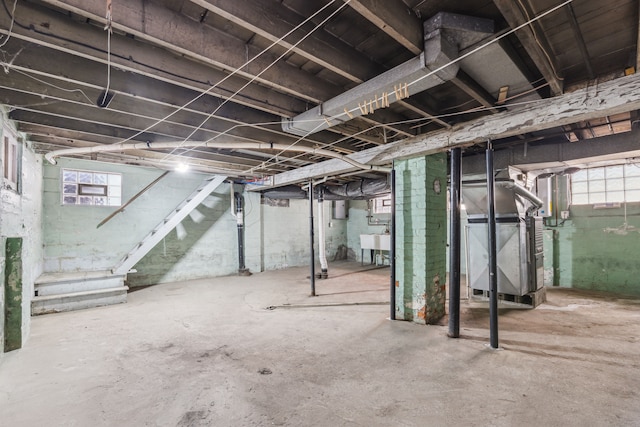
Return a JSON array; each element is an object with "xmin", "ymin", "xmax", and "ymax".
[{"xmin": 395, "ymin": 154, "xmax": 447, "ymax": 324}]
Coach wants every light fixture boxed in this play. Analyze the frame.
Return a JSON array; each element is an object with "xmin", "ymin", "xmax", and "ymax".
[{"xmin": 175, "ymin": 162, "xmax": 189, "ymax": 173}]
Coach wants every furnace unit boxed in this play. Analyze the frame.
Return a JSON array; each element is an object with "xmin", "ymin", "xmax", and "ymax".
[{"xmin": 462, "ymin": 180, "xmax": 546, "ymax": 306}]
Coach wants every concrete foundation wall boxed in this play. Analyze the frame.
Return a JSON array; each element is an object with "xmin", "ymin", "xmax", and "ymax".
[{"xmin": 0, "ymin": 116, "xmax": 43, "ymax": 354}]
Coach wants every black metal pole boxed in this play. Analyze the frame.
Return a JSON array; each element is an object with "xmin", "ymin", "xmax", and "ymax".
[
  {"xmin": 448, "ymin": 148, "xmax": 462, "ymax": 338},
  {"xmin": 486, "ymin": 141, "xmax": 499, "ymax": 349},
  {"xmin": 390, "ymin": 167, "xmax": 396, "ymax": 320},
  {"xmin": 309, "ymin": 181, "xmax": 316, "ymax": 296}
]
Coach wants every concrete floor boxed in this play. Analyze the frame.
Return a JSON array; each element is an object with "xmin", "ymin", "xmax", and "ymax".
[{"xmin": 1, "ymin": 261, "xmax": 639, "ymax": 426}]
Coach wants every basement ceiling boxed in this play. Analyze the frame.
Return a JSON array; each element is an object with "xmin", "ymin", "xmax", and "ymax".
[{"xmin": 0, "ymin": 0, "xmax": 638, "ymax": 183}]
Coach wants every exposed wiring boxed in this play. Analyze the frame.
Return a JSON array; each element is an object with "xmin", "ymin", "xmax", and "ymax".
[
  {"xmin": 117, "ymin": 0, "xmax": 345, "ymax": 149},
  {"xmin": 238, "ymin": 0, "xmax": 574, "ymax": 173},
  {"xmin": 516, "ymin": 0, "xmax": 565, "ymax": 82},
  {"xmin": 160, "ymin": 0, "xmax": 352, "ymax": 161},
  {"xmin": 0, "ymin": 0, "xmax": 16, "ymax": 48},
  {"xmin": 100, "ymin": 1, "xmax": 113, "ymax": 107},
  {"xmin": 3, "ymin": 0, "xmax": 573, "ymax": 175}
]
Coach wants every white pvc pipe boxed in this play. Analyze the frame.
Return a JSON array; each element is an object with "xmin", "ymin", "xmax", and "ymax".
[
  {"xmin": 44, "ymin": 141, "xmax": 391, "ymax": 173},
  {"xmin": 318, "ymin": 195, "xmax": 328, "ymax": 273}
]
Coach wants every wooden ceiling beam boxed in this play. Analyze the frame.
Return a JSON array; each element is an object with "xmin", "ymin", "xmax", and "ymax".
[
  {"xmin": 493, "ymin": 0, "xmax": 564, "ymax": 95},
  {"xmin": 346, "ymin": 0, "xmax": 499, "ymax": 115},
  {"xmin": 0, "ymin": 4, "xmax": 307, "ymax": 117},
  {"xmin": 190, "ymin": 0, "xmax": 430, "ymax": 135},
  {"xmin": 267, "ymin": 73, "xmax": 640, "ymax": 187},
  {"xmin": 344, "ymin": 0, "xmax": 423, "ymax": 56},
  {"xmin": 564, "ymin": 3, "xmax": 595, "ymax": 79},
  {"xmin": 36, "ymin": 0, "xmax": 339, "ymax": 103}
]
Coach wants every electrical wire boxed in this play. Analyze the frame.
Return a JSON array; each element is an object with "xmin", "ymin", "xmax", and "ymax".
[
  {"xmin": 3, "ymin": 0, "xmax": 574, "ymax": 176},
  {"xmin": 243, "ymin": 0, "xmax": 575, "ymax": 173},
  {"xmin": 116, "ymin": 0, "xmax": 345, "ymax": 149},
  {"xmin": 0, "ymin": 0, "xmax": 16, "ymax": 48},
  {"xmin": 100, "ymin": 6, "xmax": 113, "ymax": 107},
  {"xmin": 160, "ymin": 0, "xmax": 352, "ymax": 161}
]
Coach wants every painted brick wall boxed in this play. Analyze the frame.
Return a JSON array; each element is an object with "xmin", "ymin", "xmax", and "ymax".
[
  {"xmin": 395, "ymin": 154, "xmax": 447, "ymax": 324},
  {"xmin": 0, "ymin": 115, "xmax": 43, "ymax": 353}
]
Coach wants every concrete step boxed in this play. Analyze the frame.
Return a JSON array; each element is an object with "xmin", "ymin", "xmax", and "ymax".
[
  {"xmin": 35, "ymin": 270, "xmax": 126, "ymax": 296},
  {"xmin": 31, "ymin": 286, "xmax": 129, "ymax": 315}
]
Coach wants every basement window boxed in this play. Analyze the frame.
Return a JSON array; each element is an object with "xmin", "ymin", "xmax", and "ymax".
[
  {"xmin": 372, "ymin": 195, "xmax": 392, "ymax": 214},
  {"xmin": 2, "ymin": 126, "xmax": 21, "ymax": 193},
  {"xmin": 571, "ymin": 164, "xmax": 640, "ymax": 205},
  {"xmin": 61, "ymin": 168, "xmax": 122, "ymax": 206}
]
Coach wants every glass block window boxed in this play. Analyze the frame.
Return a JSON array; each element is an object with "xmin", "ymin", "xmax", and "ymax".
[
  {"xmin": 571, "ymin": 164, "xmax": 640, "ymax": 205},
  {"xmin": 61, "ymin": 168, "xmax": 121, "ymax": 206},
  {"xmin": 372, "ymin": 195, "xmax": 392, "ymax": 214}
]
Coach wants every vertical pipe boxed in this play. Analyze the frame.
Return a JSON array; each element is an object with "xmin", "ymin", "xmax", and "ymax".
[
  {"xmin": 235, "ymin": 192, "xmax": 251, "ymax": 276},
  {"xmin": 309, "ymin": 181, "xmax": 316, "ymax": 296},
  {"xmin": 486, "ymin": 141, "xmax": 499, "ymax": 349},
  {"xmin": 317, "ymin": 187, "xmax": 329, "ymax": 278},
  {"xmin": 448, "ymin": 148, "xmax": 462, "ymax": 338},
  {"xmin": 390, "ymin": 167, "xmax": 396, "ymax": 320}
]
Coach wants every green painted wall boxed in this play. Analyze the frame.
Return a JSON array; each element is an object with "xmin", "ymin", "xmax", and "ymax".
[
  {"xmin": 551, "ymin": 204, "xmax": 640, "ymax": 296},
  {"xmin": 395, "ymin": 154, "xmax": 447, "ymax": 324},
  {"xmin": 0, "ymin": 112, "xmax": 43, "ymax": 355},
  {"xmin": 42, "ymin": 159, "xmax": 348, "ymax": 285},
  {"xmin": 346, "ymin": 200, "xmax": 390, "ymax": 262},
  {"xmin": 4, "ymin": 238, "xmax": 22, "ymax": 352},
  {"xmin": 245, "ymin": 195, "xmax": 348, "ymax": 272}
]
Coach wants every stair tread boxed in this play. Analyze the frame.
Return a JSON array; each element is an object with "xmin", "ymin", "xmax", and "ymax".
[
  {"xmin": 112, "ymin": 175, "xmax": 227, "ymax": 274},
  {"xmin": 36, "ymin": 270, "xmax": 125, "ymax": 285},
  {"xmin": 32, "ymin": 286, "xmax": 129, "ymax": 302}
]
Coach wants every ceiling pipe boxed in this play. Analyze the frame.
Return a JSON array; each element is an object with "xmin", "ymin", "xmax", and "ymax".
[
  {"xmin": 281, "ymin": 13, "xmax": 493, "ymax": 137},
  {"xmin": 44, "ymin": 141, "xmax": 391, "ymax": 173}
]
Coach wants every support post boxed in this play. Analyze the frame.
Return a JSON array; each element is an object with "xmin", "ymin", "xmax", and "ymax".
[
  {"xmin": 486, "ymin": 141, "xmax": 499, "ymax": 349},
  {"xmin": 309, "ymin": 181, "xmax": 316, "ymax": 296},
  {"xmin": 390, "ymin": 167, "xmax": 396, "ymax": 320},
  {"xmin": 448, "ymin": 148, "xmax": 462, "ymax": 337}
]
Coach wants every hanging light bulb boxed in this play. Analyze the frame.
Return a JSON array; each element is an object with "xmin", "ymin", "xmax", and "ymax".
[
  {"xmin": 175, "ymin": 162, "xmax": 189, "ymax": 173},
  {"xmin": 175, "ymin": 222, "xmax": 187, "ymax": 240},
  {"xmin": 189, "ymin": 208, "xmax": 205, "ymax": 223}
]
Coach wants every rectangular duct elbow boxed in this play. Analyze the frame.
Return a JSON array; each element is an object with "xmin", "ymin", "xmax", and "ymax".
[{"xmin": 282, "ymin": 36, "xmax": 460, "ymax": 137}]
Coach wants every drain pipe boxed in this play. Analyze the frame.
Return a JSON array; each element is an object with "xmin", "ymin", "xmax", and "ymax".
[
  {"xmin": 235, "ymin": 191, "xmax": 251, "ymax": 276},
  {"xmin": 308, "ymin": 180, "xmax": 316, "ymax": 296},
  {"xmin": 44, "ymin": 141, "xmax": 391, "ymax": 173},
  {"xmin": 317, "ymin": 186, "xmax": 329, "ymax": 279},
  {"xmin": 390, "ymin": 167, "xmax": 397, "ymax": 320}
]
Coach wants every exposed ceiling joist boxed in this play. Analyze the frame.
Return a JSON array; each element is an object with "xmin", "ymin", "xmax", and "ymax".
[
  {"xmin": 493, "ymin": 0, "xmax": 564, "ymax": 95},
  {"xmin": 39, "ymin": 0, "xmax": 338, "ymax": 102},
  {"xmin": 346, "ymin": 0, "xmax": 501, "ymax": 112},
  {"xmin": 266, "ymin": 73, "xmax": 640, "ymax": 187}
]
